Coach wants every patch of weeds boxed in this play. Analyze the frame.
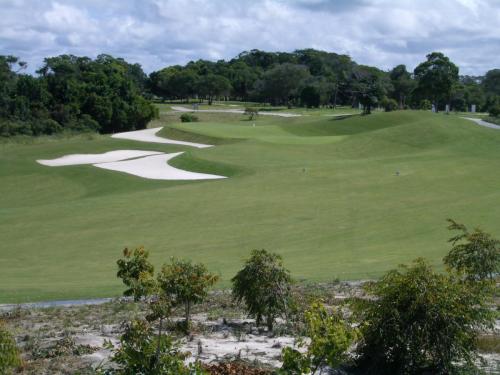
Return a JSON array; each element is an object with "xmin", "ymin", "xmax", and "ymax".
[
  {"xmin": 203, "ymin": 359, "xmax": 273, "ymax": 374},
  {"xmin": 478, "ymin": 335, "xmax": 500, "ymax": 354},
  {"xmin": 31, "ymin": 337, "xmax": 98, "ymax": 359}
]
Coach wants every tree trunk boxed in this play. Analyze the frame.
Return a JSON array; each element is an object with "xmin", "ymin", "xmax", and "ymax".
[
  {"xmin": 266, "ymin": 315, "xmax": 274, "ymax": 332},
  {"xmin": 155, "ymin": 317, "xmax": 163, "ymax": 365},
  {"xmin": 333, "ymin": 88, "xmax": 338, "ymax": 109},
  {"xmin": 256, "ymin": 313, "xmax": 262, "ymax": 327},
  {"xmin": 185, "ymin": 301, "xmax": 191, "ymax": 331}
]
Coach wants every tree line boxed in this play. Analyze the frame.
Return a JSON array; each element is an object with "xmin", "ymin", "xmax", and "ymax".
[
  {"xmin": 3, "ymin": 49, "xmax": 500, "ymax": 137},
  {"xmin": 0, "ymin": 54, "xmax": 158, "ymax": 137},
  {"xmin": 148, "ymin": 49, "xmax": 500, "ymax": 115}
]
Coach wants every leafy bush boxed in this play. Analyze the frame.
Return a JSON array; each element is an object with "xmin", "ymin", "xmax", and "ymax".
[
  {"xmin": 380, "ymin": 97, "xmax": 398, "ymax": 112},
  {"xmin": 444, "ymin": 219, "xmax": 500, "ymax": 281},
  {"xmin": 489, "ymin": 104, "xmax": 500, "ymax": 117},
  {"xmin": 0, "ymin": 320, "xmax": 21, "ymax": 373},
  {"xmin": 355, "ymin": 258, "xmax": 494, "ymax": 374},
  {"xmin": 232, "ymin": 249, "xmax": 292, "ymax": 331},
  {"xmin": 420, "ymin": 99, "xmax": 432, "ymax": 110},
  {"xmin": 106, "ymin": 319, "xmax": 205, "ymax": 375},
  {"xmin": 117, "ymin": 247, "xmax": 155, "ymax": 301},
  {"xmin": 31, "ymin": 118, "xmax": 62, "ymax": 136},
  {"xmin": 157, "ymin": 257, "xmax": 218, "ymax": 330},
  {"xmin": 244, "ymin": 107, "xmax": 259, "ymax": 120},
  {"xmin": 180, "ymin": 113, "xmax": 199, "ymax": 122},
  {"xmin": 280, "ymin": 302, "xmax": 357, "ymax": 374},
  {"xmin": 0, "ymin": 119, "xmax": 32, "ymax": 137}
]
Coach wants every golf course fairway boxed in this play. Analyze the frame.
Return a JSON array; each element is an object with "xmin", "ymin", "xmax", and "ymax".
[{"xmin": 1, "ymin": 110, "xmax": 499, "ymax": 303}]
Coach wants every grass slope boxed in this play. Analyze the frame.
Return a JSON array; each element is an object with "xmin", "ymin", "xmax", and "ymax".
[{"xmin": 1, "ymin": 111, "xmax": 500, "ymax": 303}]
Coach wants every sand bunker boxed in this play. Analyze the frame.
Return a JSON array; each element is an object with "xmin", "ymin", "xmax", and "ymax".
[
  {"xmin": 111, "ymin": 127, "xmax": 212, "ymax": 148},
  {"xmin": 38, "ymin": 150, "xmax": 226, "ymax": 180},
  {"xmin": 171, "ymin": 105, "xmax": 302, "ymax": 118},
  {"xmin": 37, "ymin": 150, "xmax": 163, "ymax": 166},
  {"xmin": 94, "ymin": 152, "xmax": 226, "ymax": 180}
]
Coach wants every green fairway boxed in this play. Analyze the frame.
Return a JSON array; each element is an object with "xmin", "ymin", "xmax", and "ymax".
[{"xmin": 1, "ymin": 110, "xmax": 500, "ymax": 303}]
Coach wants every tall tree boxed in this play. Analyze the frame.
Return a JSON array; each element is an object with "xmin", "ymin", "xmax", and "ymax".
[
  {"xmin": 389, "ymin": 64, "xmax": 416, "ymax": 109},
  {"xmin": 414, "ymin": 52, "xmax": 459, "ymax": 112},
  {"xmin": 253, "ymin": 63, "xmax": 310, "ymax": 105},
  {"xmin": 197, "ymin": 74, "xmax": 232, "ymax": 105},
  {"xmin": 483, "ymin": 69, "xmax": 500, "ymax": 96}
]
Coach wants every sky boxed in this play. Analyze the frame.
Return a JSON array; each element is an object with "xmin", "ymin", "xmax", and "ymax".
[{"xmin": 0, "ymin": 0, "xmax": 499, "ymax": 75}]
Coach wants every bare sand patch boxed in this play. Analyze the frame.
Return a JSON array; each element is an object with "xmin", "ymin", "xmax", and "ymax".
[
  {"xmin": 171, "ymin": 105, "xmax": 302, "ymax": 118},
  {"xmin": 111, "ymin": 127, "xmax": 213, "ymax": 148},
  {"xmin": 37, "ymin": 150, "xmax": 163, "ymax": 166},
  {"xmin": 94, "ymin": 152, "xmax": 226, "ymax": 180}
]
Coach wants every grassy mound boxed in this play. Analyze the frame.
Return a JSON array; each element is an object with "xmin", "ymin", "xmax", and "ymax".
[{"xmin": 1, "ymin": 110, "xmax": 500, "ymax": 303}]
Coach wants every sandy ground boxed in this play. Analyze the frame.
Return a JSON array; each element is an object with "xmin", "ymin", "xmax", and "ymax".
[
  {"xmin": 111, "ymin": 127, "xmax": 213, "ymax": 148},
  {"xmin": 94, "ymin": 152, "xmax": 226, "ymax": 180},
  {"xmin": 37, "ymin": 150, "xmax": 162, "ymax": 166},
  {"xmin": 462, "ymin": 117, "xmax": 500, "ymax": 130},
  {"xmin": 171, "ymin": 105, "xmax": 302, "ymax": 118}
]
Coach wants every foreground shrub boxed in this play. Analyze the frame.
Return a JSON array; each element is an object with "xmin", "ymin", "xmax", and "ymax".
[
  {"xmin": 180, "ymin": 113, "xmax": 199, "ymax": 122},
  {"xmin": 0, "ymin": 320, "xmax": 21, "ymax": 373},
  {"xmin": 232, "ymin": 249, "xmax": 292, "ymax": 331},
  {"xmin": 355, "ymin": 258, "xmax": 494, "ymax": 375},
  {"xmin": 117, "ymin": 246, "xmax": 155, "ymax": 301},
  {"xmin": 157, "ymin": 257, "xmax": 219, "ymax": 330},
  {"xmin": 280, "ymin": 302, "xmax": 357, "ymax": 374},
  {"xmin": 444, "ymin": 219, "xmax": 500, "ymax": 281},
  {"xmin": 106, "ymin": 319, "xmax": 205, "ymax": 374}
]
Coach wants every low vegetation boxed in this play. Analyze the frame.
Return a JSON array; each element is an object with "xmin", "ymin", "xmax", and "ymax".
[
  {"xmin": 95, "ymin": 223, "xmax": 496, "ymax": 373},
  {"xmin": 0, "ymin": 320, "xmax": 21, "ymax": 373},
  {"xmin": 232, "ymin": 249, "xmax": 292, "ymax": 331}
]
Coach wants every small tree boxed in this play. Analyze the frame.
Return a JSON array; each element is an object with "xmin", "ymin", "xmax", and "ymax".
[
  {"xmin": 117, "ymin": 247, "xmax": 171, "ymax": 364},
  {"xmin": 444, "ymin": 219, "xmax": 500, "ymax": 281},
  {"xmin": 232, "ymin": 249, "xmax": 292, "ymax": 331},
  {"xmin": 281, "ymin": 302, "xmax": 358, "ymax": 374},
  {"xmin": 244, "ymin": 107, "xmax": 259, "ymax": 120},
  {"xmin": 0, "ymin": 320, "xmax": 21, "ymax": 374},
  {"xmin": 117, "ymin": 247, "xmax": 155, "ymax": 301},
  {"xmin": 157, "ymin": 258, "xmax": 218, "ymax": 330},
  {"xmin": 108, "ymin": 318, "xmax": 204, "ymax": 375},
  {"xmin": 355, "ymin": 258, "xmax": 494, "ymax": 374}
]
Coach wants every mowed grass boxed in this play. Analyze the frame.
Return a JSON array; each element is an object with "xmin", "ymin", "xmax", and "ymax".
[{"xmin": 1, "ymin": 110, "xmax": 500, "ymax": 303}]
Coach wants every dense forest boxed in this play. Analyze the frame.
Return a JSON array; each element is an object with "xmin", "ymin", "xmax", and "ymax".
[
  {"xmin": 0, "ymin": 54, "xmax": 158, "ymax": 136},
  {"xmin": 2, "ymin": 49, "xmax": 500, "ymax": 136}
]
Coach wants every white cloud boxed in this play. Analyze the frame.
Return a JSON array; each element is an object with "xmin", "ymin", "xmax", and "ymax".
[{"xmin": 0, "ymin": 0, "xmax": 499, "ymax": 75}]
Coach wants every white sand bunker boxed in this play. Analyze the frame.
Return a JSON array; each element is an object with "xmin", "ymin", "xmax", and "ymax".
[
  {"xmin": 37, "ymin": 150, "xmax": 163, "ymax": 166},
  {"xmin": 37, "ymin": 150, "xmax": 225, "ymax": 181},
  {"xmin": 94, "ymin": 152, "xmax": 226, "ymax": 180},
  {"xmin": 112, "ymin": 127, "xmax": 212, "ymax": 148}
]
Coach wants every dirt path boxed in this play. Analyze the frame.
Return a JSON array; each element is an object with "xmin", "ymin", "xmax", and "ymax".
[{"xmin": 462, "ymin": 117, "xmax": 500, "ymax": 130}]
